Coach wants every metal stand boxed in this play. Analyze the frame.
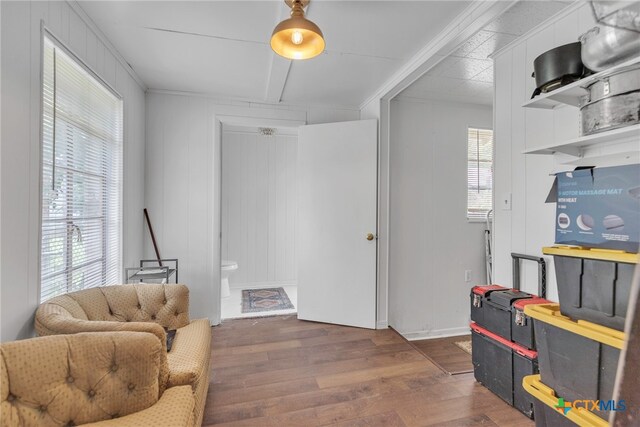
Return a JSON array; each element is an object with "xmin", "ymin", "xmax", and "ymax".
[{"xmin": 125, "ymin": 258, "xmax": 179, "ymax": 284}]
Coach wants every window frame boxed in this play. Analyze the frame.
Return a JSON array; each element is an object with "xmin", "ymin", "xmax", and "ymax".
[
  {"xmin": 39, "ymin": 27, "xmax": 124, "ymax": 302},
  {"xmin": 466, "ymin": 126, "xmax": 494, "ymax": 223}
]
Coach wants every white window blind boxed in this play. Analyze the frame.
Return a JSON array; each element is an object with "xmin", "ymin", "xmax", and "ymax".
[
  {"xmin": 467, "ymin": 128, "xmax": 494, "ymax": 221},
  {"xmin": 40, "ymin": 36, "xmax": 123, "ymax": 302}
]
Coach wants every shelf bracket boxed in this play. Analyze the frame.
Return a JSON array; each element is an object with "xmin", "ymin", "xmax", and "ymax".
[
  {"xmin": 553, "ymin": 148, "xmax": 583, "ymax": 162},
  {"xmin": 548, "ymin": 95, "xmax": 581, "ymax": 108}
]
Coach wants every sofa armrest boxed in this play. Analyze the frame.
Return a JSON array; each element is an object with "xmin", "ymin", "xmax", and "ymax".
[{"xmin": 81, "ymin": 385, "xmax": 195, "ymax": 427}]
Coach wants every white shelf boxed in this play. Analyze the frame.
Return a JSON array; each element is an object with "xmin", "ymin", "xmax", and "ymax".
[
  {"xmin": 522, "ymin": 124, "xmax": 640, "ymax": 156},
  {"xmin": 522, "ymin": 56, "xmax": 640, "ymax": 110}
]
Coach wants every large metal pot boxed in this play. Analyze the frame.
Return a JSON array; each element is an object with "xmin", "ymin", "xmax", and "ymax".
[
  {"xmin": 580, "ymin": 25, "xmax": 640, "ymax": 72},
  {"xmin": 531, "ymin": 42, "xmax": 589, "ymax": 98},
  {"xmin": 580, "ymin": 65, "xmax": 640, "ymax": 135}
]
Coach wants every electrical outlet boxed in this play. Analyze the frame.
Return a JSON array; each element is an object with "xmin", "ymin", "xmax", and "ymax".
[
  {"xmin": 501, "ymin": 193, "xmax": 512, "ymax": 210},
  {"xmin": 465, "ymin": 270, "xmax": 472, "ymax": 282}
]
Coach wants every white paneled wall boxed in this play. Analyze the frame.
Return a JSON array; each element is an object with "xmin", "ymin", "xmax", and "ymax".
[
  {"xmin": 145, "ymin": 91, "xmax": 358, "ymax": 324},
  {"xmin": 388, "ymin": 98, "xmax": 492, "ymax": 339},
  {"xmin": 0, "ymin": 1, "xmax": 146, "ymax": 341},
  {"xmin": 492, "ymin": 2, "xmax": 638, "ymax": 301},
  {"xmin": 221, "ymin": 129, "xmax": 297, "ymax": 287}
]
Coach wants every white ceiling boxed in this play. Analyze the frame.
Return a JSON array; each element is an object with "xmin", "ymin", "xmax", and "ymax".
[
  {"xmin": 79, "ymin": 1, "xmax": 473, "ymax": 108},
  {"xmin": 399, "ymin": 0, "xmax": 571, "ymax": 106}
]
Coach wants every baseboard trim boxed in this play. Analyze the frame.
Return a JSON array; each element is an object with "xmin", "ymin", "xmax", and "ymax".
[
  {"xmin": 230, "ymin": 282, "xmax": 297, "ymax": 290},
  {"xmin": 376, "ymin": 320, "xmax": 389, "ymax": 329},
  {"xmin": 401, "ymin": 326, "xmax": 471, "ymax": 341}
]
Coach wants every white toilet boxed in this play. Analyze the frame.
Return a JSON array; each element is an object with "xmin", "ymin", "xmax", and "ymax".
[{"xmin": 221, "ymin": 260, "xmax": 238, "ymax": 298}]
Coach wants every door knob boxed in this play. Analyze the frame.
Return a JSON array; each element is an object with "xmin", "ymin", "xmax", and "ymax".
[{"xmin": 366, "ymin": 233, "xmax": 375, "ymax": 241}]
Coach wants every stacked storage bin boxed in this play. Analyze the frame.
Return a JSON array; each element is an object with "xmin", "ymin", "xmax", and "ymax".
[
  {"xmin": 522, "ymin": 246, "xmax": 637, "ymax": 426},
  {"xmin": 470, "ymin": 285, "xmax": 551, "ymax": 418}
]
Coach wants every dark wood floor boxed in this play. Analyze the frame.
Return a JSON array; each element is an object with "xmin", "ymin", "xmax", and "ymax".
[
  {"xmin": 409, "ymin": 335, "xmax": 474, "ymax": 375},
  {"xmin": 204, "ymin": 315, "xmax": 533, "ymax": 427}
]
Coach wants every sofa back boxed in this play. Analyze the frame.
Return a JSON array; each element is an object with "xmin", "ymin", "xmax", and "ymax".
[
  {"xmin": 0, "ymin": 332, "xmax": 162, "ymax": 426},
  {"xmin": 35, "ymin": 284, "xmax": 190, "ymax": 334}
]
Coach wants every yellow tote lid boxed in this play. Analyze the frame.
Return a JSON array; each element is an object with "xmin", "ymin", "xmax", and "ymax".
[
  {"xmin": 523, "ymin": 303, "xmax": 626, "ymax": 349},
  {"xmin": 542, "ymin": 246, "xmax": 638, "ymax": 264},
  {"xmin": 522, "ymin": 375, "xmax": 607, "ymax": 427}
]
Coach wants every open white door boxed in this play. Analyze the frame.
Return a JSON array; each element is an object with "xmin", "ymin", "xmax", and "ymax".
[{"xmin": 297, "ymin": 119, "xmax": 377, "ymax": 329}]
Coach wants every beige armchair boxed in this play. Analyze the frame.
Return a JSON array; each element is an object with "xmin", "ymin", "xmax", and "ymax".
[
  {"xmin": 34, "ymin": 284, "xmax": 211, "ymax": 426},
  {"xmin": 0, "ymin": 332, "xmax": 195, "ymax": 426}
]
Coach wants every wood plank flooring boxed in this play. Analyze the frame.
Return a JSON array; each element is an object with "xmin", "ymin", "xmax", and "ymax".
[
  {"xmin": 409, "ymin": 335, "xmax": 474, "ymax": 375},
  {"xmin": 204, "ymin": 315, "xmax": 533, "ymax": 427}
]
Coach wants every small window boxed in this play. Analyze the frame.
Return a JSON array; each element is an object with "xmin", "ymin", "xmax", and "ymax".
[
  {"xmin": 40, "ymin": 36, "xmax": 123, "ymax": 302},
  {"xmin": 467, "ymin": 128, "xmax": 493, "ymax": 221}
]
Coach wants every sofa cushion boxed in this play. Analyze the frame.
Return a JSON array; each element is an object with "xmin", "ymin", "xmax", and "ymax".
[
  {"xmin": 167, "ymin": 318, "xmax": 212, "ymax": 388},
  {"xmin": 166, "ymin": 318, "xmax": 212, "ymax": 427},
  {"xmin": 0, "ymin": 332, "xmax": 162, "ymax": 427}
]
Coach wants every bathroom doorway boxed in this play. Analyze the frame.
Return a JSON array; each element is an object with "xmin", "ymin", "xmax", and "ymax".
[{"xmin": 220, "ymin": 124, "xmax": 298, "ymax": 319}]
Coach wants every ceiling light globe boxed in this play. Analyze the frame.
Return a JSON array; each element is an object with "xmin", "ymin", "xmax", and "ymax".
[{"xmin": 270, "ymin": 0, "xmax": 325, "ymax": 60}]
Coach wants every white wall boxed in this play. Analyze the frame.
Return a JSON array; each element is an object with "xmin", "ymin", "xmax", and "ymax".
[
  {"xmin": 388, "ymin": 97, "xmax": 492, "ymax": 339},
  {"xmin": 0, "ymin": 1, "xmax": 146, "ymax": 341},
  {"xmin": 492, "ymin": 2, "xmax": 639, "ymax": 301},
  {"xmin": 221, "ymin": 128, "xmax": 297, "ymax": 287},
  {"xmin": 145, "ymin": 91, "xmax": 359, "ymax": 324}
]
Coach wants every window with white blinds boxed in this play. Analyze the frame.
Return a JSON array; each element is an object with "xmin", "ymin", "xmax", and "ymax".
[
  {"xmin": 467, "ymin": 128, "xmax": 494, "ymax": 221},
  {"xmin": 40, "ymin": 36, "xmax": 123, "ymax": 302}
]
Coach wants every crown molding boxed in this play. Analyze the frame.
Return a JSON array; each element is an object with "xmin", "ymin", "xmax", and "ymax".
[{"xmin": 68, "ymin": 1, "xmax": 147, "ymax": 91}]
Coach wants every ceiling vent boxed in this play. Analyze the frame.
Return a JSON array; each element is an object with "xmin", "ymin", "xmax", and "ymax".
[{"xmin": 259, "ymin": 127, "xmax": 276, "ymax": 137}]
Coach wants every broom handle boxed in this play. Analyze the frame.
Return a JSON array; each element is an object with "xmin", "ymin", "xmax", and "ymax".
[{"xmin": 144, "ymin": 208, "xmax": 163, "ymax": 267}]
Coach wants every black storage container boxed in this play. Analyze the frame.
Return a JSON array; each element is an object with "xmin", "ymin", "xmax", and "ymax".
[
  {"xmin": 544, "ymin": 246, "xmax": 637, "ymax": 331},
  {"xmin": 523, "ymin": 374, "xmax": 607, "ymax": 427},
  {"xmin": 524, "ymin": 303, "xmax": 625, "ymax": 421},
  {"xmin": 471, "ymin": 285, "xmax": 549, "ymax": 349},
  {"xmin": 532, "ymin": 399, "xmax": 575, "ymax": 427},
  {"xmin": 512, "ymin": 297, "xmax": 551, "ymax": 350},
  {"xmin": 471, "ymin": 322, "xmax": 538, "ymax": 418}
]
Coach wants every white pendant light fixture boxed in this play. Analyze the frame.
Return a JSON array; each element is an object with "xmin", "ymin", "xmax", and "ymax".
[{"xmin": 271, "ymin": 0, "xmax": 325, "ymax": 60}]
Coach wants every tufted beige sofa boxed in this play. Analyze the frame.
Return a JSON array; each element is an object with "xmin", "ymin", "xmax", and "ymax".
[
  {"xmin": 0, "ymin": 331, "xmax": 195, "ymax": 426},
  {"xmin": 34, "ymin": 284, "xmax": 211, "ymax": 426}
]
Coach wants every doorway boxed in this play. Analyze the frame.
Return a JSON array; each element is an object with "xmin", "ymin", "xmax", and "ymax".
[
  {"xmin": 220, "ymin": 124, "xmax": 299, "ymax": 319},
  {"xmin": 215, "ymin": 118, "xmax": 379, "ymax": 328},
  {"xmin": 385, "ymin": 1, "xmax": 570, "ymax": 340}
]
